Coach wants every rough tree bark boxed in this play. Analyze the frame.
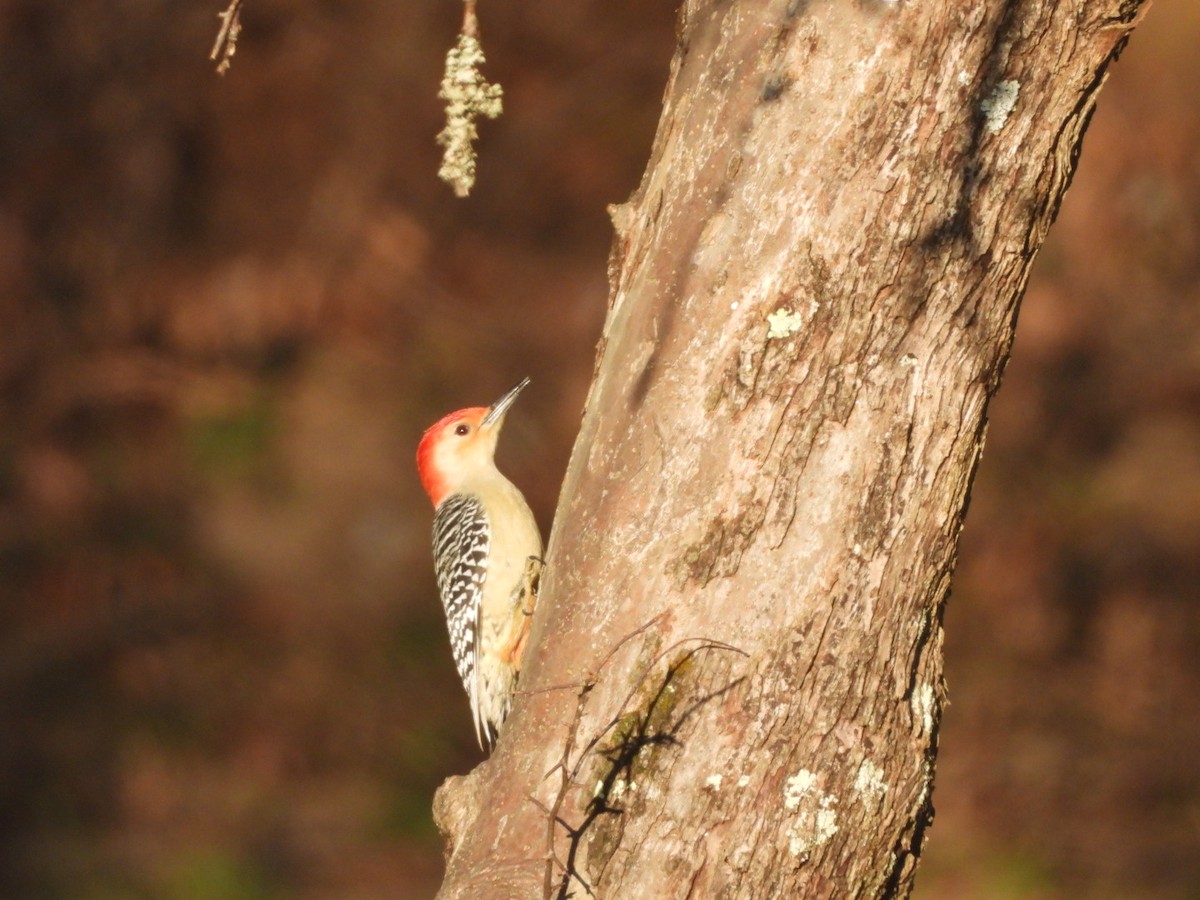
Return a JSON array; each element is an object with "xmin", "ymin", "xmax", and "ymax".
[{"xmin": 434, "ymin": 1, "xmax": 1148, "ymax": 897}]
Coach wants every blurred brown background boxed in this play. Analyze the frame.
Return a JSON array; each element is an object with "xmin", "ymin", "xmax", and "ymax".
[{"xmin": 0, "ymin": 2, "xmax": 1195, "ymax": 898}]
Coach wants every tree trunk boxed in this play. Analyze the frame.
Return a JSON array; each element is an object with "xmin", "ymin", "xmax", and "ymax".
[{"xmin": 434, "ymin": 1, "xmax": 1148, "ymax": 896}]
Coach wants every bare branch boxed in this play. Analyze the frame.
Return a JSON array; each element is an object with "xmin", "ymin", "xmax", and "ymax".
[{"xmin": 210, "ymin": 0, "xmax": 244, "ymax": 75}]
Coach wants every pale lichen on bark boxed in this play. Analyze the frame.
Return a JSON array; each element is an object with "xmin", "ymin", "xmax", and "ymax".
[
  {"xmin": 980, "ymin": 79, "xmax": 1020, "ymax": 133},
  {"xmin": 766, "ymin": 307, "xmax": 806, "ymax": 339},
  {"xmin": 782, "ymin": 769, "xmax": 840, "ymax": 860}
]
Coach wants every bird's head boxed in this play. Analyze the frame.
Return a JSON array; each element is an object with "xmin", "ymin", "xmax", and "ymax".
[{"xmin": 416, "ymin": 377, "xmax": 529, "ymax": 507}]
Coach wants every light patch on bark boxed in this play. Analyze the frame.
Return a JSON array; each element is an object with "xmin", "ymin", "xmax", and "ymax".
[
  {"xmin": 981, "ymin": 80, "xmax": 1020, "ymax": 134},
  {"xmin": 853, "ymin": 759, "xmax": 888, "ymax": 805},
  {"xmin": 705, "ymin": 773, "xmax": 723, "ymax": 791},
  {"xmin": 783, "ymin": 769, "xmax": 818, "ymax": 809},
  {"xmin": 783, "ymin": 769, "xmax": 840, "ymax": 858},
  {"xmin": 912, "ymin": 682, "xmax": 936, "ymax": 735},
  {"xmin": 766, "ymin": 307, "xmax": 806, "ymax": 339},
  {"xmin": 603, "ymin": 777, "xmax": 637, "ymax": 802},
  {"xmin": 917, "ymin": 759, "xmax": 935, "ymax": 806}
]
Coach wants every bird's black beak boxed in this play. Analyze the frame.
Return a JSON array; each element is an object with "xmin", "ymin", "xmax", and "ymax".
[{"xmin": 481, "ymin": 377, "xmax": 530, "ymax": 428}]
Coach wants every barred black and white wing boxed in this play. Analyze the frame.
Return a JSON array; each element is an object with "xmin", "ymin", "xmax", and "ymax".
[{"xmin": 432, "ymin": 493, "xmax": 491, "ymax": 744}]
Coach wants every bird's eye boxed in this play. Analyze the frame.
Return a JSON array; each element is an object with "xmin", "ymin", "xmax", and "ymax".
[{"xmin": 455, "ymin": 423, "xmax": 470, "ymax": 436}]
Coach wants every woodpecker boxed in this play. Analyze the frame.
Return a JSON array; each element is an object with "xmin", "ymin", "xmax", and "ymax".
[{"xmin": 417, "ymin": 377, "xmax": 542, "ymax": 747}]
